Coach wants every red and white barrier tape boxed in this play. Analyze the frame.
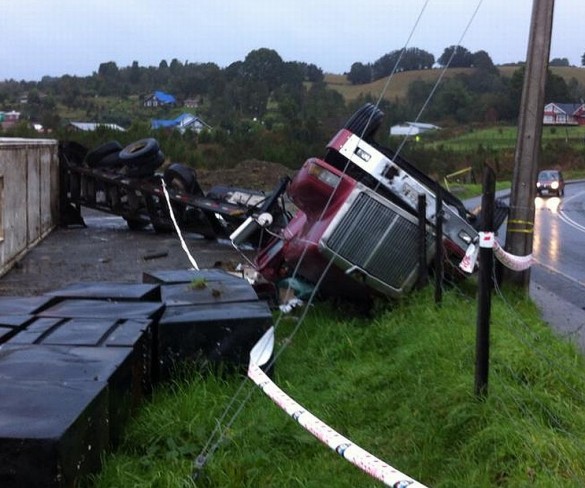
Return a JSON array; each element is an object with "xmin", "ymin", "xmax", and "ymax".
[
  {"xmin": 459, "ymin": 232, "xmax": 534, "ymax": 273},
  {"xmin": 248, "ymin": 363, "xmax": 427, "ymax": 487},
  {"xmin": 493, "ymin": 239, "xmax": 534, "ymax": 271}
]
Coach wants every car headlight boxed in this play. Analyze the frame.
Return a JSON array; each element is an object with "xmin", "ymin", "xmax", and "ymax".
[{"xmin": 551, "ymin": 181, "xmax": 559, "ymax": 189}]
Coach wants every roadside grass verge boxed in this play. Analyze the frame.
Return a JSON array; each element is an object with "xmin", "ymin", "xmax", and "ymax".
[
  {"xmin": 89, "ymin": 287, "xmax": 585, "ymax": 487},
  {"xmin": 447, "ymin": 181, "xmax": 511, "ymax": 201}
]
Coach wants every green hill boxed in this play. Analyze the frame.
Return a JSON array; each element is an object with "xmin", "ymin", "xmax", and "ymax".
[{"xmin": 325, "ymin": 65, "xmax": 585, "ymax": 103}]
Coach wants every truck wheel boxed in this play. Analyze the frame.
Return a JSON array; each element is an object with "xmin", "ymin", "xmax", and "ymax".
[
  {"xmin": 163, "ymin": 163, "xmax": 204, "ymax": 195},
  {"xmin": 344, "ymin": 103, "xmax": 384, "ymax": 140},
  {"xmin": 124, "ymin": 150, "xmax": 165, "ymax": 178},
  {"xmin": 92, "ymin": 151, "xmax": 123, "ymax": 169},
  {"xmin": 119, "ymin": 138, "xmax": 160, "ymax": 161},
  {"xmin": 85, "ymin": 141, "xmax": 123, "ymax": 167}
]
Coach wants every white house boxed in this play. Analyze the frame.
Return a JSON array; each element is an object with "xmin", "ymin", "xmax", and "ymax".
[
  {"xmin": 390, "ymin": 122, "xmax": 440, "ymax": 136},
  {"xmin": 67, "ymin": 122, "xmax": 126, "ymax": 132},
  {"xmin": 151, "ymin": 113, "xmax": 210, "ymax": 134},
  {"xmin": 543, "ymin": 103, "xmax": 585, "ymax": 126}
]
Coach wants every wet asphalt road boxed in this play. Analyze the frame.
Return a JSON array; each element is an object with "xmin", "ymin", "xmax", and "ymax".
[
  {"xmin": 529, "ymin": 181, "xmax": 585, "ymax": 349},
  {"xmin": 0, "ymin": 208, "xmax": 251, "ymax": 297}
]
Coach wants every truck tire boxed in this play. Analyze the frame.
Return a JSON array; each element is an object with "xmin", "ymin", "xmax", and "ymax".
[
  {"xmin": 92, "ymin": 151, "xmax": 123, "ymax": 169},
  {"xmin": 344, "ymin": 103, "xmax": 384, "ymax": 140},
  {"xmin": 85, "ymin": 140, "xmax": 123, "ymax": 167},
  {"xmin": 119, "ymin": 138, "xmax": 160, "ymax": 161},
  {"xmin": 163, "ymin": 163, "xmax": 204, "ymax": 196},
  {"xmin": 117, "ymin": 139, "xmax": 165, "ymax": 178},
  {"xmin": 124, "ymin": 150, "xmax": 165, "ymax": 178}
]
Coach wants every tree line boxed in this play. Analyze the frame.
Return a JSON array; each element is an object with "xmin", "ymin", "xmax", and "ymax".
[{"xmin": 1, "ymin": 46, "xmax": 584, "ymax": 175}]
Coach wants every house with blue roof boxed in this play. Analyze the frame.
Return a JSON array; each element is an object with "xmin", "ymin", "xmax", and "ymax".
[
  {"xmin": 143, "ymin": 91, "xmax": 177, "ymax": 108},
  {"xmin": 151, "ymin": 113, "xmax": 210, "ymax": 134}
]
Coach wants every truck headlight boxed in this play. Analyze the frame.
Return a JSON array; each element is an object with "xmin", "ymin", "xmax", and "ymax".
[{"xmin": 308, "ymin": 163, "xmax": 341, "ymax": 188}]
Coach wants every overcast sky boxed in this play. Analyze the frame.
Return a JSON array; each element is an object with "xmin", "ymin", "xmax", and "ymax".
[{"xmin": 1, "ymin": 0, "xmax": 583, "ymax": 81}]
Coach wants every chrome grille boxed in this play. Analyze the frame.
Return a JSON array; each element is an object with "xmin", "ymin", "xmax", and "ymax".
[{"xmin": 320, "ymin": 190, "xmax": 433, "ymax": 295}]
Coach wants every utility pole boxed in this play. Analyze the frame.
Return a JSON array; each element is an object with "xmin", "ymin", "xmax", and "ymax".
[{"xmin": 504, "ymin": 0, "xmax": 555, "ymax": 288}]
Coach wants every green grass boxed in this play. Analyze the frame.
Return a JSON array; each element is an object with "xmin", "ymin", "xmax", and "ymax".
[
  {"xmin": 88, "ymin": 287, "xmax": 585, "ymax": 487},
  {"xmin": 446, "ymin": 181, "xmax": 511, "ymax": 200},
  {"xmin": 425, "ymin": 125, "xmax": 585, "ymax": 152},
  {"xmin": 324, "ymin": 68, "xmax": 476, "ymax": 103}
]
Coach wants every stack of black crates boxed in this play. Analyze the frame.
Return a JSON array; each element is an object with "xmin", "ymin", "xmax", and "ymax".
[{"xmin": 0, "ymin": 269, "xmax": 273, "ymax": 487}]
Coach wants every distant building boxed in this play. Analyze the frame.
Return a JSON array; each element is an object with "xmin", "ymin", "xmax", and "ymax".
[
  {"xmin": 183, "ymin": 98, "xmax": 200, "ymax": 108},
  {"xmin": 390, "ymin": 122, "xmax": 440, "ymax": 136},
  {"xmin": 543, "ymin": 103, "xmax": 585, "ymax": 126},
  {"xmin": 143, "ymin": 91, "xmax": 177, "ymax": 108},
  {"xmin": 151, "ymin": 113, "xmax": 210, "ymax": 134},
  {"xmin": 67, "ymin": 122, "xmax": 126, "ymax": 132},
  {"xmin": 0, "ymin": 110, "xmax": 21, "ymax": 130}
]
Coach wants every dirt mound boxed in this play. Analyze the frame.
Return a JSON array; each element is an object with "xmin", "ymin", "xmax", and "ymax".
[{"xmin": 197, "ymin": 160, "xmax": 294, "ymax": 192}]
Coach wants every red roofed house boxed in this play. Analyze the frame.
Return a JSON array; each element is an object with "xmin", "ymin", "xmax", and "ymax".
[{"xmin": 543, "ymin": 103, "xmax": 585, "ymax": 126}]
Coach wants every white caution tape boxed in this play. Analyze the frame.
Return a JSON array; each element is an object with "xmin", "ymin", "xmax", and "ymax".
[
  {"xmin": 459, "ymin": 234, "xmax": 534, "ymax": 273},
  {"xmin": 161, "ymin": 179, "xmax": 200, "ymax": 270},
  {"xmin": 493, "ymin": 240, "xmax": 534, "ymax": 271},
  {"xmin": 248, "ymin": 363, "xmax": 427, "ymax": 487}
]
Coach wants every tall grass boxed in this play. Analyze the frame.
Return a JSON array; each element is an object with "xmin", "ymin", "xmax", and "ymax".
[{"xmin": 89, "ymin": 286, "xmax": 585, "ymax": 487}]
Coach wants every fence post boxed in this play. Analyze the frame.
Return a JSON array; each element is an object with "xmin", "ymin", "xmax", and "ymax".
[
  {"xmin": 417, "ymin": 194, "xmax": 428, "ymax": 289},
  {"xmin": 434, "ymin": 187, "xmax": 443, "ymax": 305},
  {"xmin": 474, "ymin": 165, "xmax": 496, "ymax": 398}
]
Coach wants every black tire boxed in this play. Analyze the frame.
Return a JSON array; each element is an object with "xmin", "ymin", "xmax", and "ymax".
[
  {"xmin": 163, "ymin": 163, "xmax": 204, "ymax": 195},
  {"xmin": 343, "ymin": 103, "xmax": 384, "ymax": 140},
  {"xmin": 92, "ymin": 151, "xmax": 123, "ymax": 169},
  {"xmin": 124, "ymin": 150, "xmax": 165, "ymax": 178},
  {"xmin": 85, "ymin": 140, "xmax": 123, "ymax": 167},
  {"xmin": 60, "ymin": 141, "xmax": 88, "ymax": 166},
  {"xmin": 119, "ymin": 138, "xmax": 160, "ymax": 162}
]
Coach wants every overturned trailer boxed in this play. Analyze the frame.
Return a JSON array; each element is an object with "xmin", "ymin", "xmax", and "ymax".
[
  {"xmin": 59, "ymin": 138, "xmax": 290, "ymax": 245},
  {"xmin": 232, "ymin": 104, "xmax": 508, "ymax": 304}
]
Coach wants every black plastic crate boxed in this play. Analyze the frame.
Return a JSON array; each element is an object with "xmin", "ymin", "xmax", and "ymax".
[
  {"xmin": 44, "ymin": 282, "xmax": 161, "ymax": 302},
  {"xmin": 0, "ymin": 296, "xmax": 56, "ymax": 315},
  {"xmin": 142, "ymin": 268, "xmax": 244, "ymax": 285},
  {"xmin": 37, "ymin": 298, "xmax": 164, "ymax": 321},
  {"xmin": 158, "ymin": 300, "xmax": 273, "ymax": 376},
  {"xmin": 7, "ymin": 317, "xmax": 154, "ymax": 401},
  {"xmin": 0, "ymin": 344, "xmax": 139, "ymax": 446},
  {"xmin": 0, "ymin": 315, "xmax": 35, "ymax": 344},
  {"xmin": 160, "ymin": 279, "xmax": 258, "ymax": 306},
  {"xmin": 0, "ymin": 379, "xmax": 109, "ymax": 488}
]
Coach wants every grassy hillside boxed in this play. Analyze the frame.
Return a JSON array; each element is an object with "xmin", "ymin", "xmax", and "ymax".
[
  {"xmin": 324, "ymin": 68, "xmax": 475, "ymax": 103},
  {"xmin": 326, "ymin": 65, "xmax": 585, "ymax": 104}
]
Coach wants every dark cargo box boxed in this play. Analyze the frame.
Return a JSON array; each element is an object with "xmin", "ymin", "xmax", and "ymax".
[{"xmin": 0, "ymin": 379, "xmax": 109, "ymax": 488}]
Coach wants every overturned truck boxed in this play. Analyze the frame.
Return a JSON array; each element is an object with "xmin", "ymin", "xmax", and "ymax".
[
  {"xmin": 59, "ymin": 138, "xmax": 290, "ymax": 245},
  {"xmin": 232, "ymin": 104, "xmax": 508, "ymax": 304}
]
